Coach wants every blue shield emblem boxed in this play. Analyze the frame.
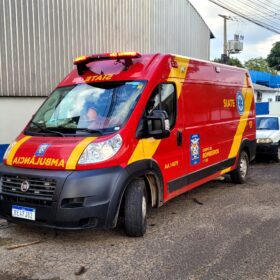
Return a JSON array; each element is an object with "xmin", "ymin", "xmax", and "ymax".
[
  {"xmin": 190, "ymin": 134, "xmax": 200, "ymax": 165},
  {"xmin": 35, "ymin": 144, "xmax": 50, "ymax": 156},
  {"xmin": 236, "ymin": 91, "xmax": 244, "ymax": 115}
]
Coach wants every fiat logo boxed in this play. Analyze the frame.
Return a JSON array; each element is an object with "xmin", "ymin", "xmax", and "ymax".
[{"xmin": 20, "ymin": 180, "xmax": 30, "ymax": 192}]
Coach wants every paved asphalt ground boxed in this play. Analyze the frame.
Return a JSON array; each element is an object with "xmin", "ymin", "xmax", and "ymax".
[{"xmin": 0, "ymin": 159, "xmax": 279, "ymax": 280}]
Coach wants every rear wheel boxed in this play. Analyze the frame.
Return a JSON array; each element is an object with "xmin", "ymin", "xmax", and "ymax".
[
  {"xmin": 124, "ymin": 179, "xmax": 147, "ymax": 237},
  {"xmin": 230, "ymin": 150, "xmax": 249, "ymax": 184}
]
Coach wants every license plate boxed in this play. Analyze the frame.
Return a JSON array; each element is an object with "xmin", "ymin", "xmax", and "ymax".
[{"xmin": 12, "ymin": 205, "xmax": 36, "ymax": 221}]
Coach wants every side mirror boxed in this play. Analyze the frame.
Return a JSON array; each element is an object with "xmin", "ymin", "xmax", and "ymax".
[{"xmin": 139, "ymin": 110, "xmax": 170, "ymax": 139}]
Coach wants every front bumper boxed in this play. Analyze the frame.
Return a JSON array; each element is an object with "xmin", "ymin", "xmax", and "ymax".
[
  {"xmin": 0, "ymin": 164, "xmax": 128, "ymax": 229},
  {"xmin": 256, "ymin": 142, "xmax": 278, "ymax": 157}
]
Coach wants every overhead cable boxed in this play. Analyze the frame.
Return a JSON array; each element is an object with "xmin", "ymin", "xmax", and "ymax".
[{"xmin": 209, "ymin": 0, "xmax": 280, "ymax": 34}]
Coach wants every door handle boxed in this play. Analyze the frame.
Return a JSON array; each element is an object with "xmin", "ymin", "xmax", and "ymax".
[{"xmin": 177, "ymin": 130, "xmax": 182, "ymax": 146}]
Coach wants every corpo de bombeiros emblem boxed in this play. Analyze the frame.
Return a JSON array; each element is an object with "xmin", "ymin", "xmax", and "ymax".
[{"xmin": 20, "ymin": 180, "xmax": 30, "ymax": 192}]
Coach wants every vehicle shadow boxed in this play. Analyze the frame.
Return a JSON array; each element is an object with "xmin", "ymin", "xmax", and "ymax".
[{"xmin": 0, "ymin": 167, "xmax": 263, "ymax": 243}]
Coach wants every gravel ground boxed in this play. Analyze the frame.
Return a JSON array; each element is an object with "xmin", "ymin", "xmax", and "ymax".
[{"xmin": 0, "ymin": 160, "xmax": 279, "ymax": 280}]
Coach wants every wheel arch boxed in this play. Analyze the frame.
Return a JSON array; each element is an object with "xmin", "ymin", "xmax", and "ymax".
[
  {"xmin": 239, "ymin": 138, "xmax": 256, "ymax": 162},
  {"xmin": 125, "ymin": 159, "xmax": 164, "ymax": 208},
  {"xmin": 107, "ymin": 159, "xmax": 164, "ymax": 228}
]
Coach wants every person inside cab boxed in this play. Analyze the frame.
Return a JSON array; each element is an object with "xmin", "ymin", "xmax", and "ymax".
[{"xmin": 79, "ymin": 103, "xmax": 106, "ymax": 129}]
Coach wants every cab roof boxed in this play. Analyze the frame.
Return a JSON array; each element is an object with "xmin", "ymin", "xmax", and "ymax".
[
  {"xmin": 57, "ymin": 52, "xmax": 249, "ymax": 89},
  {"xmin": 57, "ymin": 52, "xmax": 165, "ymax": 88}
]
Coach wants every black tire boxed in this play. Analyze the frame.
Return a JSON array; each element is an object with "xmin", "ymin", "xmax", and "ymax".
[
  {"xmin": 124, "ymin": 179, "xmax": 147, "ymax": 237},
  {"xmin": 272, "ymin": 144, "xmax": 280, "ymax": 162},
  {"xmin": 230, "ymin": 150, "xmax": 249, "ymax": 184}
]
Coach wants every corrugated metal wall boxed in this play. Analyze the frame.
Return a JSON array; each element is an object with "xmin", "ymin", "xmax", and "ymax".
[
  {"xmin": 0, "ymin": 0, "xmax": 211, "ymax": 97},
  {"xmin": 150, "ymin": 0, "xmax": 210, "ymax": 60}
]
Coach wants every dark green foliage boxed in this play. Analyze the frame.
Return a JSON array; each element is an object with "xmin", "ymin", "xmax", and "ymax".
[
  {"xmin": 267, "ymin": 41, "xmax": 280, "ymax": 70},
  {"xmin": 213, "ymin": 57, "xmax": 244, "ymax": 67},
  {"xmin": 244, "ymin": 57, "xmax": 277, "ymax": 74}
]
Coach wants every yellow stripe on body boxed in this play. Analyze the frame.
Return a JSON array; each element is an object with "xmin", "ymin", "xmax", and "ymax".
[
  {"xmin": 128, "ymin": 138, "xmax": 161, "ymax": 165},
  {"xmin": 66, "ymin": 137, "xmax": 96, "ymax": 170},
  {"xmin": 221, "ymin": 83, "xmax": 254, "ymax": 174},
  {"xmin": 6, "ymin": 136, "xmax": 32, "ymax": 166},
  {"xmin": 128, "ymin": 56, "xmax": 190, "ymax": 165},
  {"xmin": 167, "ymin": 56, "xmax": 190, "ymax": 98}
]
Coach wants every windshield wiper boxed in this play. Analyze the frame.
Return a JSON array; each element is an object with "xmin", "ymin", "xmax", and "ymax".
[
  {"xmin": 72, "ymin": 128, "xmax": 103, "ymax": 135},
  {"xmin": 28, "ymin": 121, "xmax": 65, "ymax": 137}
]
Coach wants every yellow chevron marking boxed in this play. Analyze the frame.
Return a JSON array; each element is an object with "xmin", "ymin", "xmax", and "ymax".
[
  {"xmin": 221, "ymin": 81, "xmax": 254, "ymax": 174},
  {"xmin": 66, "ymin": 137, "xmax": 97, "ymax": 170},
  {"xmin": 167, "ymin": 56, "xmax": 190, "ymax": 98},
  {"xmin": 128, "ymin": 138, "xmax": 161, "ymax": 165},
  {"xmin": 6, "ymin": 136, "xmax": 32, "ymax": 166}
]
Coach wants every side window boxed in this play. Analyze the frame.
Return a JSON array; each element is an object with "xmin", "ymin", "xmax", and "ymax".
[
  {"xmin": 146, "ymin": 83, "xmax": 177, "ymax": 128},
  {"xmin": 256, "ymin": 91, "xmax": 262, "ymax": 102}
]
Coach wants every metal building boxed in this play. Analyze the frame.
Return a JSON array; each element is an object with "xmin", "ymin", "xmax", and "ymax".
[{"xmin": 0, "ymin": 0, "xmax": 213, "ymax": 156}]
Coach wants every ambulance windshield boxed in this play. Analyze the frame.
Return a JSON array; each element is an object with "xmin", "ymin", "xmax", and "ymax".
[{"xmin": 27, "ymin": 81, "xmax": 145, "ymax": 136}]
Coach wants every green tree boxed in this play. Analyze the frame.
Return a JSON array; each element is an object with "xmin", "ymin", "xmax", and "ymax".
[
  {"xmin": 213, "ymin": 57, "xmax": 244, "ymax": 67},
  {"xmin": 244, "ymin": 57, "xmax": 277, "ymax": 74},
  {"xmin": 267, "ymin": 41, "xmax": 280, "ymax": 70}
]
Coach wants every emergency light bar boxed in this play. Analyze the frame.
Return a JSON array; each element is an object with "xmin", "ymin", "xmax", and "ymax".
[
  {"xmin": 108, "ymin": 52, "xmax": 142, "ymax": 59},
  {"xmin": 74, "ymin": 52, "xmax": 142, "ymax": 75}
]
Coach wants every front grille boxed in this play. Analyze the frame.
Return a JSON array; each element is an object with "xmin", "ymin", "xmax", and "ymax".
[
  {"xmin": 0, "ymin": 175, "xmax": 56, "ymax": 202},
  {"xmin": 2, "ymin": 194, "xmax": 52, "ymax": 207}
]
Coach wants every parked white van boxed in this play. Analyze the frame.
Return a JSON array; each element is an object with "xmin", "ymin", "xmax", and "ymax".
[{"xmin": 256, "ymin": 115, "xmax": 280, "ymax": 161}]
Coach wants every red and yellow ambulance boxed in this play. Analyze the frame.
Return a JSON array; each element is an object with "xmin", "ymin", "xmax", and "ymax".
[{"xmin": 0, "ymin": 52, "xmax": 256, "ymax": 236}]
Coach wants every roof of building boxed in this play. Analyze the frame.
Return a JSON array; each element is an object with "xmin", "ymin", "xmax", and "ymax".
[
  {"xmin": 253, "ymin": 83, "xmax": 278, "ymax": 92},
  {"xmin": 250, "ymin": 70, "xmax": 280, "ymax": 88}
]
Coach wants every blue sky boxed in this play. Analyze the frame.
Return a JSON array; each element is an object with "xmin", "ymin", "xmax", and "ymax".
[{"xmin": 190, "ymin": 0, "xmax": 280, "ymax": 62}]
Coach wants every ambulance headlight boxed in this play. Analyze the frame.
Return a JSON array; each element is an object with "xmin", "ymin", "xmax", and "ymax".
[
  {"xmin": 78, "ymin": 134, "xmax": 123, "ymax": 164},
  {"xmin": 3, "ymin": 141, "xmax": 17, "ymax": 160},
  {"xmin": 256, "ymin": 138, "xmax": 273, "ymax": 144}
]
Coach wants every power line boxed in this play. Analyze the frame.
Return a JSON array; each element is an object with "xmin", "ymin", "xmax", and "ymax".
[
  {"xmin": 209, "ymin": 0, "xmax": 280, "ymax": 33},
  {"xmin": 254, "ymin": 0, "xmax": 280, "ymax": 11},
  {"xmin": 214, "ymin": 2, "xmax": 280, "ymax": 32},
  {"xmin": 246, "ymin": 0, "xmax": 280, "ymax": 14},
  {"xmin": 237, "ymin": 0, "xmax": 280, "ymax": 20},
  {"xmin": 213, "ymin": 0, "xmax": 280, "ymax": 24},
  {"xmin": 209, "ymin": 0, "xmax": 280, "ymax": 34},
  {"xmin": 230, "ymin": 0, "xmax": 280, "ymax": 26}
]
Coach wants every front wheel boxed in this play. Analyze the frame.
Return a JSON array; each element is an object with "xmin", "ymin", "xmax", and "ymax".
[
  {"xmin": 230, "ymin": 150, "xmax": 249, "ymax": 184},
  {"xmin": 124, "ymin": 179, "xmax": 147, "ymax": 237}
]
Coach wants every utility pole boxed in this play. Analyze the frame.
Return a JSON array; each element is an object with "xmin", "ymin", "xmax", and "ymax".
[{"xmin": 219, "ymin": 14, "xmax": 231, "ymax": 64}]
